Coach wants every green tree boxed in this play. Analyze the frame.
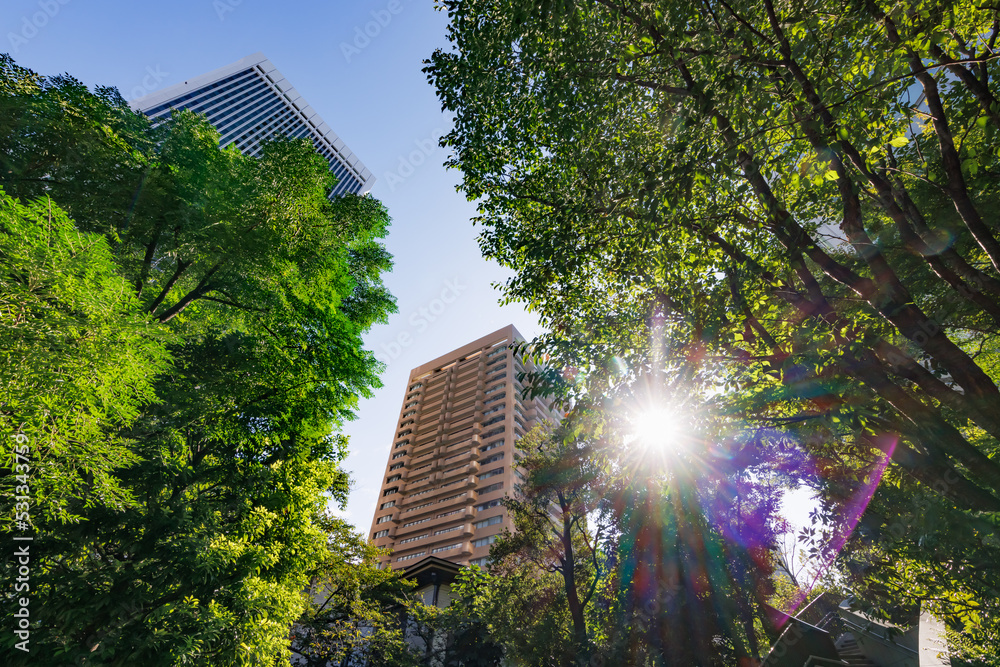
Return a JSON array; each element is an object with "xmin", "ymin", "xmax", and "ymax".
[
  {"xmin": 426, "ymin": 0, "xmax": 1000, "ymax": 512},
  {"xmin": 410, "ymin": 566, "xmax": 506, "ymax": 667},
  {"xmin": 0, "ymin": 191, "xmax": 172, "ymax": 524},
  {"xmin": 490, "ymin": 422, "xmax": 609, "ymax": 666},
  {"xmin": 467, "ymin": 404, "xmax": 788, "ymax": 666},
  {"xmin": 290, "ymin": 515, "xmax": 419, "ymax": 667},
  {"xmin": 0, "ymin": 56, "xmax": 395, "ymax": 665},
  {"xmin": 425, "ymin": 0, "xmax": 1000, "ymax": 657}
]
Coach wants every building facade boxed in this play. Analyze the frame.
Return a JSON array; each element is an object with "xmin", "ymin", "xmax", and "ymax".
[
  {"xmin": 368, "ymin": 325, "xmax": 556, "ymax": 570},
  {"xmin": 131, "ymin": 52, "xmax": 374, "ymax": 197}
]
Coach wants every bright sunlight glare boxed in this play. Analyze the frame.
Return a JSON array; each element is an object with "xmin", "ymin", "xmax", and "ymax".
[{"xmin": 631, "ymin": 406, "xmax": 686, "ymax": 452}]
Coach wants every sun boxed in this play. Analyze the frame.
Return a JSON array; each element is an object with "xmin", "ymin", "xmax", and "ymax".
[{"xmin": 631, "ymin": 406, "xmax": 686, "ymax": 452}]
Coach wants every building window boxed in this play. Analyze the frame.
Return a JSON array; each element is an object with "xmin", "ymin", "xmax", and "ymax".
[
  {"xmin": 482, "ymin": 415, "xmax": 504, "ymax": 427},
  {"xmin": 480, "ymin": 440, "xmax": 504, "ymax": 453},
  {"xmin": 396, "ymin": 551, "xmax": 426, "ymax": 562},
  {"xmin": 380, "ymin": 501, "xmax": 396, "ymax": 510},
  {"xmin": 376, "ymin": 514, "xmax": 393, "ymax": 524},
  {"xmin": 472, "ymin": 535, "xmax": 497, "ymax": 548},
  {"xmin": 478, "ymin": 468, "xmax": 504, "ymax": 481},
  {"xmin": 404, "ymin": 502, "xmax": 432, "ymax": 513},
  {"xmin": 480, "ymin": 453, "xmax": 504, "ymax": 465},
  {"xmin": 386, "ymin": 474, "xmax": 401, "ymax": 483},
  {"xmin": 383, "ymin": 487, "xmax": 399, "ymax": 497},
  {"xmin": 392, "ymin": 451, "xmax": 406, "ymax": 459},
  {"xmin": 468, "ymin": 557, "xmax": 490, "ymax": 568},
  {"xmin": 399, "ymin": 534, "xmax": 428, "ymax": 544},
  {"xmin": 373, "ymin": 530, "xmax": 389, "ymax": 539},
  {"xmin": 432, "ymin": 543, "xmax": 461, "ymax": 554},
  {"xmin": 434, "ymin": 525, "xmax": 462, "ymax": 536},
  {"xmin": 403, "ymin": 517, "xmax": 432, "ymax": 528},
  {"xmin": 482, "ymin": 427, "xmax": 504, "ymax": 439},
  {"xmin": 478, "ymin": 482, "xmax": 503, "ymax": 494},
  {"xmin": 390, "ymin": 463, "xmax": 404, "ymax": 471},
  {"xmin": 395, "ymin": 440, "xmax": 409, "ymax": 449},
  {"xmin": 484, "ymin": 393, "xmax": 505, "ymax": 406},
  {"xmin": 474, "ymin": 515, "xmax": 503, "ymax": 530},
  {"xmin": 476, "ymin": 499, "xmax": 502, "ymax": 512}
]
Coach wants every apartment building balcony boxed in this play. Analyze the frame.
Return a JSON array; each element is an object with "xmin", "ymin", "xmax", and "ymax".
[
  {"xmin": 438, "ymin": 461, "xmax": 479, "ymax": 482},
  {"xmin": 439, "ymin": 449, "xmax": 479, "ymax": 468},
  {"xmin": 424, "ymin": 541, "xmax": 469, "ymax": 559},
  {"xmin": 398, "ymin": 509, "xmax": 474, "ymax": 540},
  {"xmin": 393, "ymin": 542, "xmax": 432, "ymax": 561},
  {"xmin": 399, "ymin": 477, "xmax": 429, "ymax": 495},
  {"xmin": 444, "ymin": 409, "xmax": 476, "ymax": 427},
  {"xmin": 398, "ymin": 478, "xmax": 476, "ymax": 508},
  {"xmin": 481, "ymin": 415, "xmax": 505, "ymax": 429},
  {"xmin": 402, "ymin": 454, "xmax": 428, "ymax": 476},
  {"xmin": 483, "ymin": 394, "xmax": 506, "ymax": 409}
]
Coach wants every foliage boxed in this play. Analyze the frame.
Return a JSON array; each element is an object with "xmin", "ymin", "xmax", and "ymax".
[
  {"xmin": 0, "ymin": 191, "xmax": 172, "ymax": 524},
  {"xmin": 425, "ymin": 0, "xmax": 1000, "ymax": 657},
  {"xmin": 290, "ymin": 515, "xmax": 420, "ymax": 667},
  {"xmin": 839, "ymin": 475, "xmax": 1000, "ymax": 660},
  {"xmin": 458, "ymin": 410, "xmax": 790, "ymax": 666},
  {"xmin": 0, "ymin": 56, "xmax": 395, "ymax": 665},
  {"xmin": 413, "ymin": 566, "xmax": 506, "ymax": 667},
  {"xmin": 489, "ymin": 423, "xmax": 610, "ymax": 666}
]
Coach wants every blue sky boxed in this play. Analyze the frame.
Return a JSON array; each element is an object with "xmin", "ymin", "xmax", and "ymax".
[
  {"xmin": 4, "ymin": 0, "xmax": 820, "ymax": 550},
  {"xmin": 4, "ymin": 0, "xmax": 543, "ymax": 530}
]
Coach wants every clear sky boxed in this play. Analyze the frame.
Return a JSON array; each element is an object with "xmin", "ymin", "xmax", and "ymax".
[
  {"xmin": 4, "ymin": 0, "xmax": 822, "ymax": 550},
  {"xmin": 3, "ymin": 0, "xmax": 543, "ymax": 530}
]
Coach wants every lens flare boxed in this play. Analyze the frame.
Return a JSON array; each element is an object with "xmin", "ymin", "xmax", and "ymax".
[{"xmin": 631, "ymin": 406, "xmax": 686, "ymax": 452}]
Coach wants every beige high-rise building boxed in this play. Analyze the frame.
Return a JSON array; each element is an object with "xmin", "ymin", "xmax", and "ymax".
[{"xmin": 368, "ymin": 325, "xmax": 555, "ymax": 570}]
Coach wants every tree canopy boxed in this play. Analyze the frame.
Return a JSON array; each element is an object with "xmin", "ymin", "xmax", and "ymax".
[
  {"xmin": 0, "ymin": 55, "xmax": 396, "ymax": 665},
  {"xmin": 290, "ymin": 515, "xmax": 420, "ymax": 667},
  {"xmin": 425, "ymin": 0, "xmax": 1000, "ymax": 659}
]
